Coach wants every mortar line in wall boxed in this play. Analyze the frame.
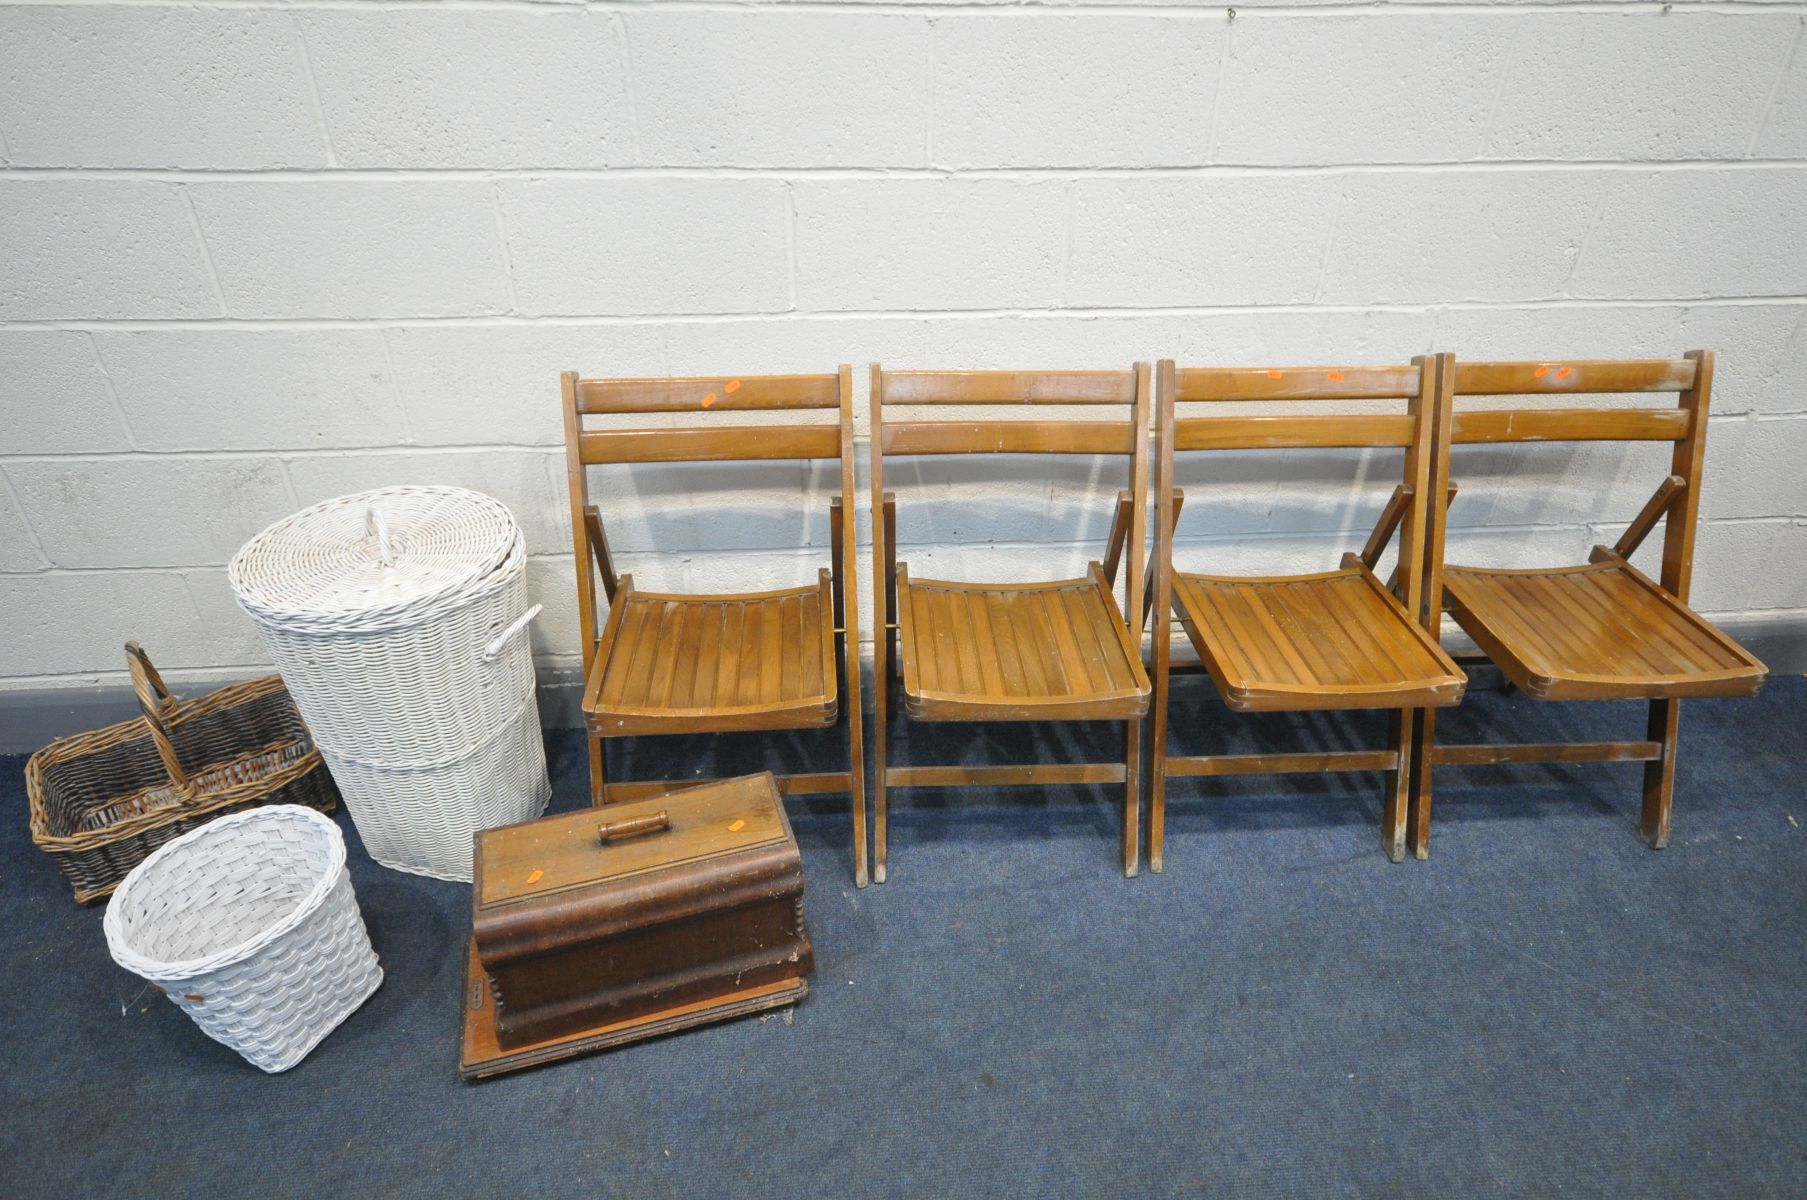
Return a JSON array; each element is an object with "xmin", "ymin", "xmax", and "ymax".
[
  {"xmin": 490, "ymin": 184, "xmax": 523, "ymax": 316},
  {"xmin": 1310, "ymin": 225, "xmax": 1335, "ymax": 305},
  {"xmin": 83, "ymin": 333, "xmax": 144, "ymax": 453},
  {"xmin": 375, "ymin": 329, "xmax": 420, "ymax": 445},
  {"xmin": 925, "ymin": 17, "xmax": 937, "ymax": 167},
  {"xmin": 1784, "ymin": 304, "xmax": 1807, "ymax": 371},
  {"xmin": 1476, "ymin": 18, "xmax": 1526, "ymax": 159},
  {"xmin": 4, "ymin": 0, "xmax": 1805, "ymax": 16},
  {"xmin": 0, "ymin": 443, "xmax": 582, "ymax": 464},
  {"xmin": 9, "ymin": 160, "xmax": 1807, "ymax": 183},
  {"xmin": 1203, "ymin": 10, "xmax": 1234, "ymax": 164},
  {"xmin": 4, "ymin": 295, "xmax": 1805, "ymax": 334},
  {"xmin": 177, "ymin": 186, "xmax": 230, "ymax": 317},
  {"xmin": 276, "ymin": 456, "xmax": 303, "ymax": 510},
  {"xmin": 1056, "ymin": 183, "xmax": 1073, "ymax": 306},
  {"xmin": 1561, "ymin": 175, "xmax": 1617, "ymax": 297},
  {"xmin": 1749, "ymin": 18, "xmax": 1806, "ymax": 157},
  {"xmin": 172, "ymin": 572, "xmax": 219, "ymax": 656},
  {"xmin": 0, "ymin": 468, "xmax": 53, "ymax": 570},
  {"xmin": 289, "ymin": 14, "xmax": 339, "ymax": 168},
  {"xmin": 614, "ymin": 11, "xmax": 644, "ymax": 164},
  {"xmin": 784, "ymin": 181, "xmax": 799, "ymax": 311}
]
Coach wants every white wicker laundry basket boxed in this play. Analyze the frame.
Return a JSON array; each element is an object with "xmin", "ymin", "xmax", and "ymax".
[
  {"xmin": 103, "ymin": 804, "xmax": 381, "ymax": 1073},
  {"xmin": 229, "ymin": 486, "xmax": 550, "ymax": 881},
  {"xmin": 317, "ymin": 696, "xmax": 549, "ymax": 879}
]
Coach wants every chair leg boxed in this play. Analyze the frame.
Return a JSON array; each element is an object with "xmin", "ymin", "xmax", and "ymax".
[
  {"xmin": 587, "ymin": 736, "xmax": 607, "ymax": 808},
  {"xmin": 1148, "ymin": 677, "xmax": 1170, "ymax": 875},
  {"xmin": 872, "ymin": 656, "xmax": 890, "ymax": 885},
  {"xmin": 1641, "ymin": 698, "xmax": 1680, "ymax": 850},
  {"xmin": 1382, "ymin": 709, "xmax": 1410, "ymax": 863},
  {"xmin": 846, "ymin": 688, "xmax": 870, "ymax": 890},
  {"xmin": 1407, "ymin": 708, "xmax": 1435, "ymax": 859},
  {"xmin": 1122, "ymin": 719, "xmax": 1142, "ymax": 878}
]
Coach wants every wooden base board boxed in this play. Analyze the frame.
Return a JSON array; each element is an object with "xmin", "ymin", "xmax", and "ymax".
[{"xmin": 458, "ymin": 938, "xmax": 808, "ymax": 1082}]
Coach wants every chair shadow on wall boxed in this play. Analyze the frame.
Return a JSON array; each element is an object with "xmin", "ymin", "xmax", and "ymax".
[{"xmin": 602, "ymin": 462, "xmax": 830, "ymax": 572}]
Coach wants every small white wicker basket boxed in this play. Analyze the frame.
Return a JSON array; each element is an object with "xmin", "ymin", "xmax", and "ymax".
[
  {"xmin": 229, "ymin": 486, "xmax": 551, "ymax": 881},
  {"xmin": 103, "ymin": 805, "xmax": 382, "ymax": 1073}
]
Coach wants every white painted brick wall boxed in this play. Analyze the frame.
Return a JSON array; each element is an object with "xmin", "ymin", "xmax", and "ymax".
[
  {"xmin": 1, "ymin": 181, "xmax": 217, "ymax": 319},
  {"xmin": 1, "ymin": 0, "xmax": 1804, "ymax": 699},
  {"xmin": 299, "ymin": 10, "xmax": 636, "ymax": 170},
  {"xmin": 632, "ymin": 12, "xmax": 933, "ymax": 167},
  {"xmin": 932, "ymin": 15, "xmax": 1224, "ymax": 167},
  {"xmin": 0, "ymin": 8, "xmax": 326, "ymax": 168},
  {"xmin": 190, "ymin": 181, "xmax": 511, "ymax": 318}
]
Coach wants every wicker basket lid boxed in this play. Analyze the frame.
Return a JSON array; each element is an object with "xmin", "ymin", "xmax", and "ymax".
[{"xmin": 229, "ymin": 486, "xmax": 522, "ymax": 632}]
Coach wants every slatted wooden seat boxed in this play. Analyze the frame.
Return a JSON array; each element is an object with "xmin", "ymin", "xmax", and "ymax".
[
  {"xmin": 1411, "ymin": 353, "xmax": 1767, "ymax": 858},
  {"xmin": 870, "ymin": 366, "xmax": 1153, "ymax": 881},
  {"xmin": 1442, "ymin": 557, "xmax": 1764, "ymax": 702},
  {"xmin": 897, "ymin": 566, "xmax": 1149, "ymax": 722},
  {"xmin": 560, "ymin": 369, "xmax": 870, "ymax": 886},
  {"xmin": 1173, "ymin": 567, "xmax": 1464, "ymax": 713},
  {"xmin": 584, "ymin": 580, "xmax": 838, "ymax": 736},
  {"xmin": 1149, "ymin": 358, "xmax": 1466, "ymax": 869}
]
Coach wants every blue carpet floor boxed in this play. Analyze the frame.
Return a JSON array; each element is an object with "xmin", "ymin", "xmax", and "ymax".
[{"xmin": 4, "ymin": 677, "xmax": 1805, "ymax": 1198}]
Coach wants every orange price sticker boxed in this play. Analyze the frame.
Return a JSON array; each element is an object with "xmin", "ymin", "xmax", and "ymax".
[
  {"xmin": 701, "ymin": 392, "xmax": 717, "ymax": 408},
  {"xmin": 525, "ymin": 869, "xmax": 544, "ymax": 885},
  {"xmin": 724, "ymin": 379, "xmax": 742, "ymax": 393},
  {"xmin": 1326, "ymin": 371, "xmax": 1345, "ymax": 382},
  {"xmin": 1555, "ymin": 367, "xmax": 1573, "ymax": 380},
  {"xmin": 728, "ymin": 820, "xmax": 746, "ymax": 833},
  {"xmin": 1534, "ymin": 365, "xmax": 1550, "ymax": 378},
  {"xmin": 1266, "ymin": 369, "xmax": 1283, "ymax": 379}
]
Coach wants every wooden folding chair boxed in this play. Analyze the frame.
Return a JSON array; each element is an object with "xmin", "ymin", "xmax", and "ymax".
[
  {"xmin": 1408, "ymin": 352, "xmax": 1767, "ymax": 858},
  {"xmin": 868, "ymin": 366, "xmax": 1154, "ymax": 882},
  {"xmin": 560, "ymin": 368, "xmax": 870, "ymax": 885},
  {"xmin": 1148, "ymin": 357, "xmax": 1468, "ymax": 870}
]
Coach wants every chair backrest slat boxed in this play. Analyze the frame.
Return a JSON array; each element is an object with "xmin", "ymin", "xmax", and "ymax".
[
  {"xmin": 880, "ymin": 370, "xmax": 1135, "ymax": 406},
  {"xmin": 1176, "ymin": 366, "xmax": 1421, "ymax": 403},
  {"xmin": 1173, "ymin": 413, "xmax": 1415, "ymax": 452},
  {"xmin": 576, "ymin": 374, "xmax": 838, "ymax": 414},
  {"xmin": 1449, "ymin": 407, "xmax": 1691, "ymax": 445},
  {"xmin": 1453, "ymin": 359, "xmax": 1694, "ymax": 397},
  {"xmin": 579, "ymin": 425, "xmax": 842, "ymax": 464},
  {"xmin": 872, "ymin": 367, "xmax": 1145, "ymax": 457},
  {"xmin": 881, "ymin": 419, "xmax": 1135, "ymax": 456},
  {"xmin": 1447, "ymin": 357, "xmax": 1703, "ymax": 446},
  {"xmin": 1165, "ymin": 363, "xmax": 1426, "ymax": 453}
]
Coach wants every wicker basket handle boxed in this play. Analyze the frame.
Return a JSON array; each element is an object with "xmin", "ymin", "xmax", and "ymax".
[
  {"xmin": 366, "ymin": 504, "xmax": 396, "ymax": 567},
  {"xmin": 124, "ymin": 641, "xmax": 191, "ymax": 795},
  {"xmin": 479, "ymin": 604, "xmax": 542, "ymax": 664}
]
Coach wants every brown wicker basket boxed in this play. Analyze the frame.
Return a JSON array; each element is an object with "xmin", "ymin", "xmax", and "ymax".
[{"xmin": 26, "ymin": 643, "xmax": 339, "ymax": 904}]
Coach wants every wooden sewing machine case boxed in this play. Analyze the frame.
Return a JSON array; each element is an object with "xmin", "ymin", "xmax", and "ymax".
[{"xmin": 460, "ymin": 772, "xmax": 812, "ymax": 1080}]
